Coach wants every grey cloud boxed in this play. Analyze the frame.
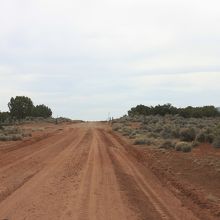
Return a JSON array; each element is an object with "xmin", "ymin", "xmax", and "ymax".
[{"xmin": 0, "ymin": 0, "xmax": 220, "ymax": 120}]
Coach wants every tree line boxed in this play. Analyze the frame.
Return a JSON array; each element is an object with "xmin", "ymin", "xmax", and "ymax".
[
  {"xmin": 0, "ymin": 96, "xmax": 52, "ymax": 123},
  {"xmin": 128, "ymin": 103, "xmax": 220, "ymax": 118}
]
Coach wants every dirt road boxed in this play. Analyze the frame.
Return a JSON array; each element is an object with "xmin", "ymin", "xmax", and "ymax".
[{"xmin": 0, "ymin": 123, "xmax": 201, "ymax": 219}]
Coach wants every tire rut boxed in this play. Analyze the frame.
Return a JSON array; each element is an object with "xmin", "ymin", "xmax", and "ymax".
[{"xmin": 99, "ymin": 129, "xmax": 199, "ymax": 220}]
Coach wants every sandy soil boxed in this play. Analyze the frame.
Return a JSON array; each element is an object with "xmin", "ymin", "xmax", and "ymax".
[{"xmin": 0, "ymin": 122, "xmax": 217, "ymax": 220}]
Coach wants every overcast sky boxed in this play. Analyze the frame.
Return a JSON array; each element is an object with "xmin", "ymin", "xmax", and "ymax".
[{"xmin": 0, "ymin": 0, "xmax": 220, "ymax": 120}]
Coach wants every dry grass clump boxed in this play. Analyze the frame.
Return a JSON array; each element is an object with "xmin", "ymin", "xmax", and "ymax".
[
  {"xmin": 0, "ymin": 133, "xmax": 22, "ymax": 141},
  {"xmin": 159, "ymin": 140, "xmax": 176, "ymax": 149},
  {"xmin": 31, "ymin": 127, "xmax": 45, "ymax": 132},
  {"xmin": 0, "ymin": 126, "xmax": 32, "ymax": 141},
  {"xmin": 175, "ymin": 142, "xmax": 192, "ymax": 152},
  {"xmin": 0, "ymin": 134, "xmax": 11, "ymax": 141},
  {"xmin": 22, "ymin": 116, "xmax": 74, "ymax": 125},
  {"xmin": 192, "ymin": 141, "xmax": 199, "ymax": 147},
  {"xmin": 129, "ymin": 131, "xmax": 137, "ymax": 139},
  {"xmin": 22, "ymin": 132, "xmax": 32, "ymax": 137},
  {"xmin": 134, "ymin": 138, "xmax": 147, "ymax": 145},
  {"xmin": 112, "ymin": 123, "xmax": 122, "ymax": 131},
  {"xmin": 11, "ymin": 134, "xmax": 23, "ymax": 141},
  {"xmin": 3, "ymin": 126, "xmax": 22, "ymax": 135},
  {"xmin": 147, "ymin": 132, "xmax": 160, "ymax": 139}
]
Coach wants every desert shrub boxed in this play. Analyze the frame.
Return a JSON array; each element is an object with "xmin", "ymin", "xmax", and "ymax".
[
  {"xmin": 121, "ymin": 127, "xmax": 133, "ymax": 136},
  {"xmin": 192, "ymin": 141, "xmax": 200, "ymax": 147},
  {"xmin": 154, "ymin": 124, "xmax": 163, "ymax": 133},
  {"xmin": 0, "ymin": 134, "xmax": 17, "ymax": 141},
  {"xmin": 160, "ymin": 130, "xmax": 172, "ymax": 139},
  {"xmin": 131, "ymin": 130, "xmax": 137, "ymax": 135},
  {"xmin": 213, "ymin": 136, "xmax": 220, "ymax": 148},
  {"xmin": 122, "ymin": 131, "xmax": 129, "ymax": 136},
  {"xmin": 175, "ymin": 141, "xmax": 192, "ymax": 152},
  {"xmin": 145, "ymin": 138, "xmax": 155, "ymax": 145},
  {"xmin": 206, "ymin": 134, "xmax": 213, "ymax": 143},
  {"xmin": 159, "ymin": 140, "xmax": 175, "ymax": 149},
  {"xmin": 179, "ymin": 127, "xmax": 196, "ymax": 142},
  {"xmin": 171, "ymin": 127, "xmax": 180, "ymax": 138},
  {"xmin": 3, "ymin": 126, "xmax": 16, "ymax": 133},
  {"xmin": 181, "ymin": 144, "xmax": 192, "ymax": 152},
  {"xmin": 146, "ymin": 127, "xmax": 153, "ymax": 132},
  {"xmin": 134, "ymin": 138, "xmax": 147, "ymax": 145},
  {"xmin": 11, "ymin": 134, "xmax": 22, "ymax": 141},
  {"xmin": 205, "ymin": 133, "xmax": 214, "ymax": 143},
  {"xmin": 112, "ymin": 124, "xmax": 122, "ymax": 131},
  {"xmin": 129, "ymin": 134, "xmax": 135, "ymax": 139},
  {"xmin": 196, "ymin": 131, "xmax": 206, "ymax": 142},
  {"xmin": 0, "ymin": 134, "xmax": 8, "ymax": 141},
  {"xmin": 22, "ymin": 132, "xmax": 32, "ymax": 137},
  {"xmin": 195, "ymin": 129, "xmax": 214, "ymax": 143},
  {"xmin": 129, "ymin": 131, "xmax": 137, "ymax": 139},
  {"xmin": 0, "ymin": 126, "xmax": 31, "ymax": 141},
  {"xmin": 175, "ymin": 143, "xmax": 182, "ymax": 151},
  {"xmin": 123, "ymin": 122, "xmax": 131, "ymax": 126},
  {"xmin": 148, "ymin": 132, "xmax": 159, "ymax": 138}
]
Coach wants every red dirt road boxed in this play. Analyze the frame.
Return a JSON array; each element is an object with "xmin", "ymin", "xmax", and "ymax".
[{"xmin": 0, "ymin": 123, "xmax": 201, "ymax": 219}]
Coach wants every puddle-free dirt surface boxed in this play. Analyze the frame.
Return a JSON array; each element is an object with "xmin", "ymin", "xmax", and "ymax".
[{"xmin": 0, "ymin": 122, "xmax": 217, "ymax": 220}]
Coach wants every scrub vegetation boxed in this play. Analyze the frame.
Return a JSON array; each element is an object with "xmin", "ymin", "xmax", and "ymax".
[
  {"xmin": 0, "ymin": 96, "xmax": 52, "ymax": 124},
  {"xmin": 112, "ymin": 104, "xmax": 220, "ymax": 153},
  {"xmin": 0, "ymin": 96, "xmax": 71, "ymax": 141}
]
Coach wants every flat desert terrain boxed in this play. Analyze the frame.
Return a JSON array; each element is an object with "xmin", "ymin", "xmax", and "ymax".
[{"xmin": 0, "ymin": 122, "xmax": 219, "ymax": 220}]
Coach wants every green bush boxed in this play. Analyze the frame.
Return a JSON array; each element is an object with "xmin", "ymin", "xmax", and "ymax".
[
  {"xmin": 32, "ymin": 104, "xmax": 52, "ymax": 118},
  {"xmin": 8, "ymin": 96, "xmax": 34, "ymax": 119},
  {"xmin": 128, "ymin": 104, "xmax": 220, "ymax": 118}
]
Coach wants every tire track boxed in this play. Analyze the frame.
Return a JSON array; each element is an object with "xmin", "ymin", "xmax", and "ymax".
[
  {"xmin": 0, "ymin": 129, "xmax": 79, "ymax": 203},
  {"xmin": 0, "ymin": 123, "xmax": 202, "ymax": 220},
  {"xmin": 0, "ymin": 127, "xmax": 90, "ymax": 219},
  {"xmin": 100, "ymin": 129, "xmax": 199, "ymax": 220},
  {"xmin": 0, "ymin": 128, "xmax": 76, "ymax": 172},
  {"xmin": 0, "ymin": 128, "xmax": 74, "ymax": 169},
  {"xmin": 64, "ymin": 128, "xmax": 133, "ymax": 220}
]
